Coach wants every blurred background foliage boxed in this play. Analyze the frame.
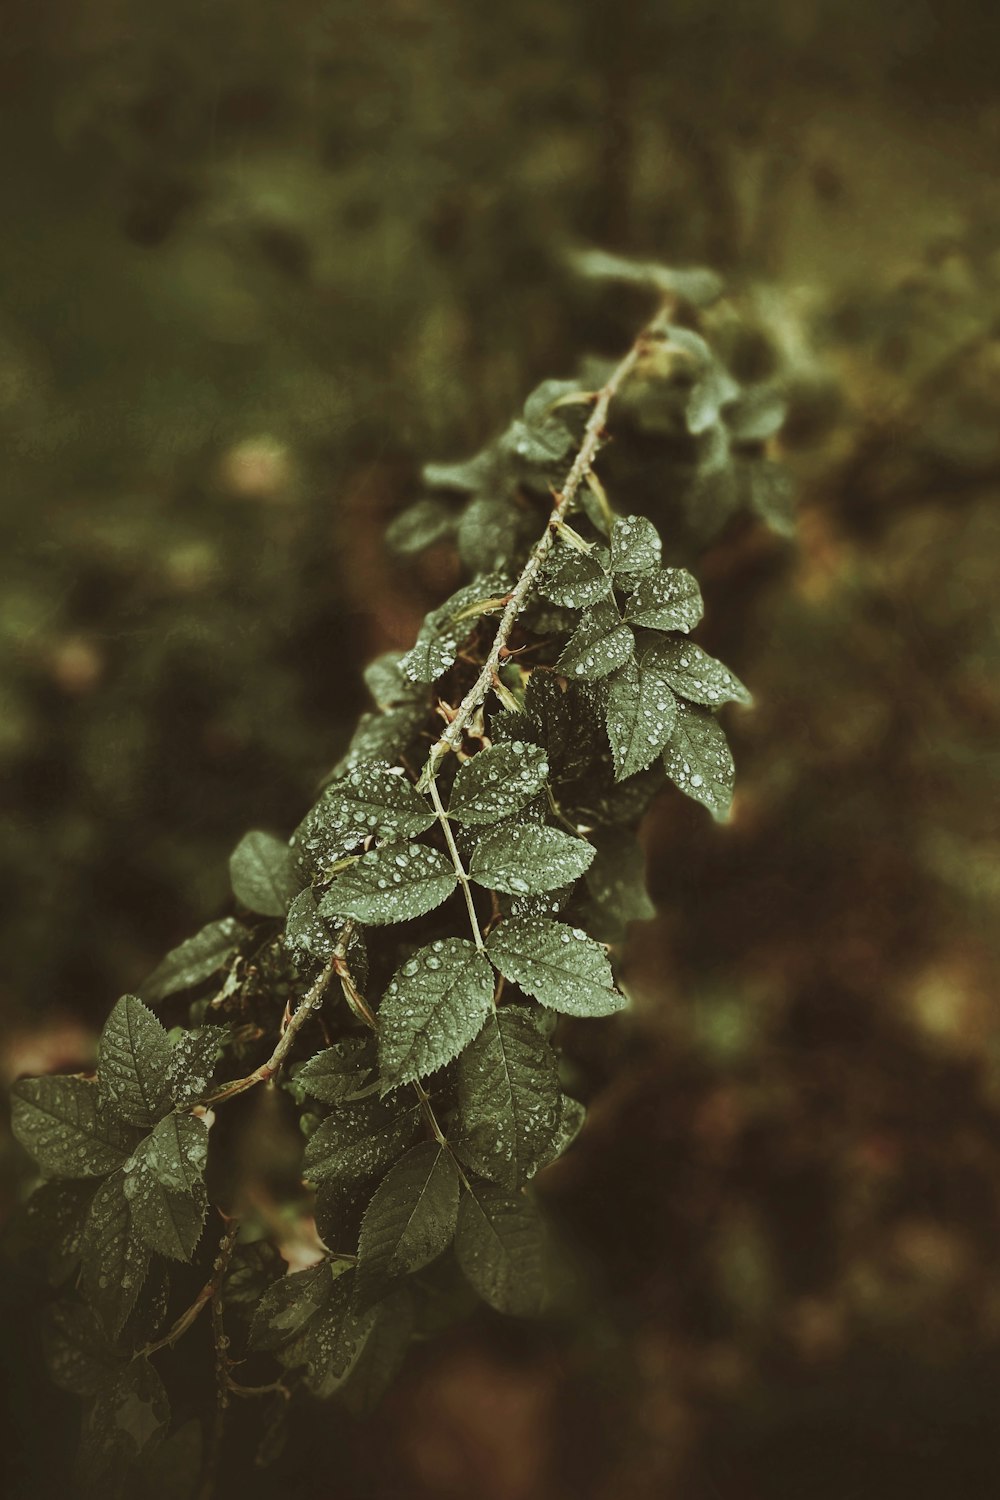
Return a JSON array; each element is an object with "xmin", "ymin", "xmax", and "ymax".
[{"xmin": 2, "ymin": 0, "xmax": 1000, "ymax": 1496}]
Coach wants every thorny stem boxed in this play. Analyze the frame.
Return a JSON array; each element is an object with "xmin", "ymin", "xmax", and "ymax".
[
  {"xmin": 199, "ymin": 960, "xmax": 336, "ymax": 1108},
  {"xmin": 140, "ymin": 1215, "xmax": 239, "ymax": 1362},
  {"xmin": 419, "ymin": 330, "xmax": 644, "ymax": 789},
  {"xmin": 426, "ymin": 773, "xmax": 485, "ymax": 951}
]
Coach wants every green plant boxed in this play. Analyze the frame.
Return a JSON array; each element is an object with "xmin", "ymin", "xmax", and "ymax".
[{"xmin": 9, "ymin": 301, "xmax": 753, "ymax": 1498}]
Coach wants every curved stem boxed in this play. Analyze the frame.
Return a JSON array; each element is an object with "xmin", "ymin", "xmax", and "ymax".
[{"xmin": 426, "ymin": 774, "xmax": 485, "ymax": 951}]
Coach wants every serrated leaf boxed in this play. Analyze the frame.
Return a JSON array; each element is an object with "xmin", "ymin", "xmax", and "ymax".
[
  {"xmin": 487, "ymin": 916, "xmax": 624, "ymax": 1017},
  {"xmin": 609, "ymin": 514, "xmax": 662, "ymax": 575},
  {"xmin": 80, "ymin": 1176, "xmax": 150, "ymax": 1337},
  {"xmin": 340, "ymin": 1288, "xmax": 415, "ymax": 1416},
  {"xmin": 469, "ymin": 824, "xmax": 594, "ymax": 896},
  {"xmin": 557, "ymin": 600, "xmax": 634, "ymax": 681},
  {"xmin": 448, "ymin": 740, "xmax": 550, "ymax": 825},
  {"xmin": 43, "ymin": 1301, "xmax": 122, "ymax": 1397},
  {"xmin": 229, "ymin": 830, "xmax": 301, "ymax": 916},
  {"xmin": 538, "ymin": 543, "xmax": 610, "ymax": 608},
  {"xmin": 284, "ymin": 888, "xmax": 334, "ymax": 963},
  {"xmin": 604, "ymin": 653, "xmax": 679, "ymax": 781},
  {"xmin": 363, "ymin": 652, "xmax": 423, "ymax": 710},
  {"xmin": 337, "ymin": 703, "xmax": 428, "ymax": 775},
  {"xmin": 662, "ymin": 700, "xmax": 736, "ymax": 820},
  {"xmin": 250, "ymin": 1261, "xmax": 332, "ymax": 1352},
  {"xmin": 539, "ymin": 1094, "xmax": 587, "ymax": 1170},
  {"xmin": 297, "ymin": 1037, "xmax": 377, "ymax": 1105},
  {"xmin": 303, "ymin": 1095, "xmax": 423, "ymax": 1187},
  {"xmin": 400, "ymin": 574, "xmax": 509, "ymax": 684},
  {"xmin": 458, "ymin": 497, "xmax": 525, "ymax": 572},
  {"xmin": 77, "ymin": 1357, "xmax": 169, "ymax": 1499},
  {"xmin": 454, "ymin": 1181, "xmax": 545, "ymax": 1316},
  {"xmin": 624, "ymin": 569, "xmax": 705, "ymax": 634},
  {"xmin": 98, "ymin": 995, "xmax": 173, "ymax": 1127},
  {"xmin": 22, "ymin": 1178, "xmax": 95, "ymax": 1282},
  {"xmin": 318, "ymin": 841, "xmax": 457, "ymax": 926},
  {"xmin": 166, "ymin": 1027, "xmax": 223, "ymax": 1107},
  {"xmin": 453, "ymin": 1008, "xmax": 562, "ymax": 1189},
  {"xmin": 524, "ymin": 672, "xmax": 606, "ymax": 780},
  {"xmin": 583, "ymin": 828, "xmax": 655, "ymax": 941},
  {"xmin": 647, "ymin": 637, "xmax": 751, "ymax": 707},
  {"xmin": 222, "ymin": 1240, "xmax": 286, "ymax": 1315},
  {"xmin": 10, "ymin": 1076, "xmax": 137, "ymax": 1178},
  {"xmin": 377, "ymin": 939, "xmax": 495, "ymax": 1088},
  {"xmin": 279, "ymin": 1269, "xmax": 376, "ymax": 1396},
  {"xmin": 292, "ymin": 764, "xmax": 434, "ymax": 876},
  {"xmin": 355, "ymin": 1143, "xmax": 460, "ymax": 1308},
  {"xmin": 139, "ymin": 918, "xmax": 248, "ymax": 1004},
  {"xmin": 123, "ymin": 1114, "xmax": 209, "ymax": 1261},
  {"xmin": 386, "ymin": 497, "xmax": 454, "ymax": 555}
]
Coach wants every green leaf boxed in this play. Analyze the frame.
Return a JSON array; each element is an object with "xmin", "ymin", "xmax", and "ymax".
[
  {"xmin": 292, "ymin": 763, "xmax": 434, "ymax": 875},
  {"xmin": 453, "ymin": 1008, "xmax": 562, "ymax": 1188},
  {"xmin": 624, "ymin": 569, "xmax": 705, "ymax": 634},
  {"xmin": 229, "ymin": 830, "xmax": 301, "ymax": 916},
  {"xmin": 77, "ymin": 1358, "xmax": 169, "ymax": 1499},
  {"xmin": 10, "ymin": 1076, "xmax": 137, "ymax": 1178},
  {"xmin": 303, "ymin": 1095, "xmax": 423, "ymax": 1187},
  {"xmin": 400, "ymin": 574, "xmax": 509, "ymax": 684},
  {"xmin": 454, "ymin": 1181, "xmax": 545, "ymax": 1316},
  {"xmin": 662, "ymin": 701, "xmax": 736, "ymax": 821},
  {"xmin": 277, "ymin": 1270, "xmax": 376, "ymax": 1396},
  {"xmin": 98, "ymin": 995, "xmax": 174, "ymax": 1127},
  {"xmin": 284, "ymin": 888, "xmax": 334, "ymax": 963},
  {"xmin": 355, "ymin": 1143, "xmax": 460, "ymax": 1308},
  {"xmin": 557, "ymin": 600, "xmax": 634, "ymax": 681},
  {"xmin": 250, "ymin": 1261, "xmax": 333, "ymax": 1352},
  {"xmin": 297, "ymin": 1037, "xmax": 377, "ymax": 1105},
  {"xmin": 469, "ymin": 824, "xmax": 594, "ymax": 896},
  {"xmin": 340, "ymin": 1288, "xmax": 415, "ymax": 1416},
  {"xmin": 43, "ymin": 1300, "xmax": 122, "ymax": 1397},
  {"xmin": 458, "ymin": 497, "xmax": 527, "ymax": 572},
  {"xmin": 363, "ymin": 652, "xmax": 424, "ymax": 710},
  {"xmin": 538, "ymin": 543, "xmax": 610, "ymax": 608},
  {"xmin": 448, "ymin": 740, "xmax": 550, "ymax": 825},
  {"xmin": 337, "ymin": 703, "xmax": 428, "ymax": 775},
  {"xmin": 139, "ymin": 917, "xmax": 248, "ymax": 1004},
  {"xmin": 609, "ymin": 514, "xmax": 662, "ymax": 576},
  {"xmin": 22, "ymin": 1178, "xmax": 95, "ymax": 1282},
  {"xmin": 583, "ymin": 829, "xmax": 655, "ymax": 942},
  {"xmin": 646, "ymin": 637, "xmax": 751, "ymax": 707},
  {"xmin": 319, "ymin": 841, "xmax": 457, "ymax": 926},
  {"xmin": 123, "ymin": 1114, "xmax": 209, "ymax": 1261},
  {"xmin": 80, "ymin": 1176, "xmax": 150, "ymax": 1337},
  {"xmin": 387, "ymin": 497, "xmax": 454, "ymax": 555},
  {"xmin": 377, "ymin": 938, "xmax": 495, "ymax": 1088},
  {"xmin": 524, "ymin": 672, "xmax": 606, "ymax": 780},
  {"xmin": 487, "ymin": 916, "xmax": 624, "ymax": 1017},
  {"xmin": 166, "ymin": 1027, "xmax": 223, "ymax": 1107},
  {"xmin": 604, "ymin": 652, "xmax": 679, "ymax": 781}
]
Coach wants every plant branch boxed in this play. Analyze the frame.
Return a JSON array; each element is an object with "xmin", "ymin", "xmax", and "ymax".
[
  {"xmin": 426, "ymin": 774, "xmax": 485, "ymax": 951},
  {"xmin": 419, "ymin": 331, "xmax": 644, "ymax": 787},
  {"xmin": 200, "ymin": 960, "xmax": 335, "ymax": 1108}
]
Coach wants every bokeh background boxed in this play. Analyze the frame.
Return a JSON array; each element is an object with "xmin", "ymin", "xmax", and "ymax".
[{"xmin": 3, "ymin": 1, "xmax": 1000, "ymax": 1496}]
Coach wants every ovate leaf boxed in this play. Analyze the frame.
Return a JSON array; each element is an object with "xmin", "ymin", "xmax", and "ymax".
[
  {"xmin": 139, "ymin": 917, "xmax": 247, "ymax": 1004},
  {"xmin": 297, "ymin": 1037, "xmax": 377, "ymax": 1105},
  {"xmin": 377, "ymin": 938, "xmax": 495, "ymax": 1088},
  {"xmin": 292, "ymin": 763, "xmax": 434, "ymax": 873},
  {"xmin": 662, "ymin": 701, "xmax": 736, "ymax": 820},
  {"xmin": 604, "ymin": 653, "xmax": 678, "ymax": 781},
  {"xmin": 453, "ymin": 1008, "xmax": 562, "ymax": 1188},
  {"xmin": 229, "ymin": 830, "xmax": 301, "ymax": 916},
  {"xmin": 487, "ymin": 916, "xmax": 624, "ymax": 1017},
  {"xmin": 275, "ymin": 1270, "xmax": 376, "ymax": 1396},
  {"xmin": 80, "ymin": 1176, "xmax": 150, "ymax": 1337},
  {"xmin": 250, "ymin": 1261, "xmax": 333, "ymax": 1352},
  {"xmin": 624, "ymin": 569, "xmax": 704, "ymax": 634},
  {"xmin": 448, "ymin": 741, "xmax": 550, "ymax": 825},
  {"xmin": 469, "ymin": 824, "xmax": 594, "ymax": 895},
  {"xmin": 303, "ymin": 1095, "xmax": 423, "ymax": 1187},
  {"xmin": 583, "ymin": 828, "xmax": 655, "ymax": 941},
  {"xmin": 609, "ymin": 514, "xmax": 661, "ymax": 576},
  {"xmin": 166, "ymin": 1027, "xmax": 223, "ymax": 1108},
  {"xmin": 123, "ymin": 1114, "xmax": 209, "ymax": 1262},
  {"xmin": 538, "ymin": 543, "xmax": 610, "ymax": 609},
  {"xmin": 646, "ymin": 637, "xmax": 751, "ymax": 707},
  {"xmin": 355, "ymin": 1143, "xmax": 460, "ymax": 1308},
  {"xmin": 11, "ymin": 1076, "xmax": 136, "ymax": 1179},
  {"xmin": 98, "ymin": 995, "xmax": 173, "ymax": 1127},
  {"xmin": 400, "ymin": 575, "xmax": 509, "ymax": 684},
  {"xmin": 319, "ymin": 842, "xmax": 457, "ymax": 926},
  {"xmin": 284, "ymin": 888, "xmax": 334, "ymax": 963},
  {"xmin": 557, "ymin": 600, "xmax": 634, "ymax": 681},
  {"xmin": 454, "ymin": 1181, "xmax": 545, "ymax": 1316}
]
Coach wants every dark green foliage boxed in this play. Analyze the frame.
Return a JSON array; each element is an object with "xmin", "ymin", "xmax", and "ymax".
[{"xmin": 8, "ymin": 294, "xmax": 751, "ymax": 1490}]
